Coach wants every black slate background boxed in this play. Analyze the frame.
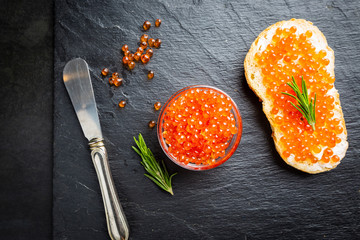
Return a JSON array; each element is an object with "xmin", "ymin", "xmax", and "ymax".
[
  {"xmin": 54, "ymin": 0, "xmax": 360, "ymax": 239},
  {"xmin": 0, "ymin": 0, "xmax": 53, "ymax": 239}
]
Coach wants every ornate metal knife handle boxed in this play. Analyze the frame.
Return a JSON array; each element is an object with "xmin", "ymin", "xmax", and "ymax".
[{"xmin": 89, "ymin": 138, "xmax": 129, "ymax": 240}]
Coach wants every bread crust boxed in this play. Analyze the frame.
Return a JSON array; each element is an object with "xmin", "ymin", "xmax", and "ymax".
[{"xmin": 244, "ymin": 19, "xmax": 348, "ymax": 174}]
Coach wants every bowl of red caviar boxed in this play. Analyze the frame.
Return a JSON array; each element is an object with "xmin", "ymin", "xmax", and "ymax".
[{"xmin": 157, "ymin": 85, "xmax": 242, "ymax": 171}]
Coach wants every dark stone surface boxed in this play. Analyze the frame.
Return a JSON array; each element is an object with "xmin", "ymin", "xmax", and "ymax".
[
  {"xmin": 0, "ymin": 0, "xmax": 53, "ymax": 239},
  {"xmin": 54, "ymin": 0, "xmax": 360, "ymax": 239}
]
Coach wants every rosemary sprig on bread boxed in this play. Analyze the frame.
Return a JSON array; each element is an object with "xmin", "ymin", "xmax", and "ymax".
[{"xmin": 282, "ymin": 76, "xmax": 316, "ymax": 131}]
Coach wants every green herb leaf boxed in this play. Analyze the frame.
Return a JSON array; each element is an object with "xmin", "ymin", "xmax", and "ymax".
[
  {"xmin": 132, "ymin": 133, "xmax": 177, "ymax": 195},
  {"xmin": 281, "ymin": 76, "xmax": 316, "ymax": 130}
]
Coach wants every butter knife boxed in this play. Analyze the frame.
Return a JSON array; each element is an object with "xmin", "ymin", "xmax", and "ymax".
[{"xmin": 63, "ymin": 58, "xmax": 129, "ymax": 240}]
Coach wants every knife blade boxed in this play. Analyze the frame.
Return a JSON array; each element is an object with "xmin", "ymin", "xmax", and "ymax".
[
  {"xmin": 63, "ymin": 58, "xmax": 129, "ymax": 240},
  {"xmin": 63, "ymin": 58, "xmax": 102, "ymax": 141}
]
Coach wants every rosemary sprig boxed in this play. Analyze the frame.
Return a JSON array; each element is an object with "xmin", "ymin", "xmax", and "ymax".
[
  {"xmin": 282, "ymin": 76, "xmax": 316, "ymax": 130},
  {"xmin": 132, "ymin": 133, "xmax": 177, "ymax": 195}
]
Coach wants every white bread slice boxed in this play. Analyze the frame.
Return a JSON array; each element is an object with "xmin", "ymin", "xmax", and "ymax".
[{"xmin": 244, "ymin": 19, "xmax": 348, "ymax": 173}]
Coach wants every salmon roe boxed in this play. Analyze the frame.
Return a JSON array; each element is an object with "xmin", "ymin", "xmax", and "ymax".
[
  {"xmin": 148, "ymin": 38, "xmax": 155, "ymax": 47},
  {"xmin": 143, "ymin": 21, "xmax": 151, "ymax": 31},
  {"xmin": 256, "ymin": 26, "xmax": 344, "ymax": 164},
  {"xmin": 161, "ymin": 88, "xmax": 238, "ymax": 166},
  {"xmin": 101, "ymin": 68, "xmax": 109, "ymax": 76}
]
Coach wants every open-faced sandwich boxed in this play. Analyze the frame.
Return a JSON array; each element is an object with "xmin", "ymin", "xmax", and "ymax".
[{"xmin": 244, "ymin": 19, "xmax": 348, "ymax": 173}]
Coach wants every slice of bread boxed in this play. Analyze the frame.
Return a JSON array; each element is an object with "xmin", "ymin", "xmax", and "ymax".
[{"xmin": 244, "ymin": 19, "xmax": 348, "ymax": 173}]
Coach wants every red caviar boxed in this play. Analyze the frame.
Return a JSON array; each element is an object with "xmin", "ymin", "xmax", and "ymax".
[
  {"xmin": 160, "ymin": 87, "xmax": 240, "ymax": 168},
  {"xmin": 256, "ymin": 26, "xmax": 344, "ymax": 164}
]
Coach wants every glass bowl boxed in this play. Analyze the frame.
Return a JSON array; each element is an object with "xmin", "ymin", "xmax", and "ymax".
[{"xmin": 157, "ymin": 85, "xmax": 242, "ymax": 171}]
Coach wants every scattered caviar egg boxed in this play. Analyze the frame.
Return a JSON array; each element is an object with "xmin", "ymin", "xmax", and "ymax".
[
  {"xmin": 154, "ymin": 101, "xmax": 161, "ymax": 110},
  {"xmin": 255, "ymin": 26, "xmax": 344, "ymax": 165},
  {"xmin": 112, "ymin": 72, "xmax": 119, "ymax": 78},
  {"xmin": 128, "ymin": 61, "xmax": 135, "ymax": 70},
  {"xmin": 119, "ymin": 100, "xmax": 126, "ymax": 108},
  {"xmin": 148, "ymin": 120, "xmax": 156, "ymax": 128},
  {"xmin": 123, "ymin": 50, "xmax": 130, "ymax": 56},
  {"xmin": 123, "ymin": 56, "xmax": 129, "ymax": 65},
  {"xmin": 137, "ymin": 47, "xmax": 144, "ymax": 54},
  {"xmin": 160, "ymin": 87, "xmax": 240, "ymax": 168},
  {"xmin": 146, "ymin": 49, "xmax": 153, "ymax": 58},
  {"xmin": 148, "ymin": 38, "xmax": 155, "ymax": 47},
  {"xmin": 143, "ymin": 21, "xmax": 151, "ymax": 30},
  {"xmin": 134, "ymin": 52, "xmax": 141, "ymax": 61},
  {"xmin": 147, "ymin": 70, "xmax": 154, "ymax": 79},
  {"xmin": 101, "ymin": 68, "xmax": 109, "ymax": 76},
  {"xmin": 154, "ymin": 39, "xmax": 162, "ymax": 48},
  {"xmin": 121, "ymin": 44, "xmax": 129, "ymax": 52},
  {"xmin": 113, "ymin": 78, "xmax": 123, "ymax": 87},
  {"xmin": 109, "ymin": 77, "xmax": 114, "ymax": 85},
  {"xmin": 141, "ymin": 54, "xmax": 150, "ymax": 64},
  {"xmin": 128, "ymin": 53, "xmax": 134, "ymax": 61},
  {"xmin": 140, "ymin": 34, "xmax": 149, "ymax": 43},
  {"xmin": 140, "ymin": 41, "xmax": 148, "ymax": 49},
  {"xmin": 155, "ymin": 19, "xmax": 162, "ymax": 27}
]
